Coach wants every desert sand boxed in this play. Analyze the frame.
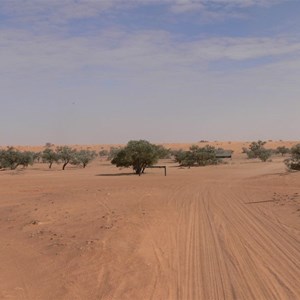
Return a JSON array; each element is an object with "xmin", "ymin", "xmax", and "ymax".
[{"xmin": 0, "ymin": 142, "xmax": 300, "ymax": 299}]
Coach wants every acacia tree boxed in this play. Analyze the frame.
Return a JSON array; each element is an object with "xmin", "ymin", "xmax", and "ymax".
[
  {"xmin": 18, "ymin": 151, "xmax": 35, "ymax": 168},
  {"xmin": 276, "ymin": 146, "xmax": 290, "ymax": 156},
  {"xmin": 72, "ymin": 150, "xmax": 97, "ymax": 168},
  {"xmin": 111, "ymin": 140, "xmax": 159, "ymax": 175},
  {"xmin": 0, "ymin": 147, "xmax": 21, "ymax": 169},
  {"xmin": 42, "ymin": 148, "xmax": 60, "ymax": 169},
  {"xmin": 56, "ymin": 146, "xmax": 77, "ymax": 170},
  {"xmin": 0, "ymin": 147, "xmax": 35, "ymax": 169},
  {"xmin": 285, "ymin": 144, "xmax": 300, "ymax": 170}
]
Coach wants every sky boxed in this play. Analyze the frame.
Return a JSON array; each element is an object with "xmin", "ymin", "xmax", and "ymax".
[{"xmin": 1, "ymin": 0, "xmax": 299, "ymax": 145}]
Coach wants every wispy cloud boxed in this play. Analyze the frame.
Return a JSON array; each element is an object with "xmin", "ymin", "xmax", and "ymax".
[
  {"xmin": 0, "ymin": 0, "xmax": 289, "ymax": 25},
  {"xmin": 1, "ymin": 27, "xmax": 299, "ymax": 78},
  {"xmin": 0, "ymin": 0, "xmax": 299, "ymax": 143}
]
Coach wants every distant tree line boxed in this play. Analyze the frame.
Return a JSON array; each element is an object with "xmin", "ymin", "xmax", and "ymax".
[
  {"xmin": 1, "ymin": 140, "xmax": 299, "ymax": 173},
  {"xmin": 0, "ymin": 146, "xmax": 97, "ymax": 170},
  {"xmin": 241, "ymin": 141, "xmax": 293, "ymax": 162},
  {"xmin": 0, "ymin": 147, "xmax": 38, "ymax": 170}
]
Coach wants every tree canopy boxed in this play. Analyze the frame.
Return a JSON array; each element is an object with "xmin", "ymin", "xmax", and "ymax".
[{"xmin": 111, "ymin": 140, "xmax": 160, "ymax": 175}]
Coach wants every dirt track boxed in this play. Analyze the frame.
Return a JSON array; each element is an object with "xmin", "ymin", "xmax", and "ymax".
[{"xmin": 0, "ymin": 157, "xmax": 300, "ymax": 299}]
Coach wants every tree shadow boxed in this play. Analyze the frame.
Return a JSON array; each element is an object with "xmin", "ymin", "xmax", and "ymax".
[{"xmin": 95, "ymin": 173, "xmax": 137, "ymax": 177}]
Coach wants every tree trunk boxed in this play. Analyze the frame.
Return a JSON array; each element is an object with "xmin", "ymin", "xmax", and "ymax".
[
  {"xmin": 49, "ymin": 162, "xmax": 53, "ymax": 169},
  {"xmin": 62, "ymin": 162, "xmax": 68, "ymax": 170},
  {"xmin": 11, "ymin": 163, "xmax": 20, "ymax": 170}
]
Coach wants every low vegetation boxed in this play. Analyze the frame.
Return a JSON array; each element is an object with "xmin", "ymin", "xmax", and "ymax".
[
  {"xmin": 0, "ymin": 146, "xmax": 97, "ymax": 170},
  {"xmin": 244, "ymin": 141, "xmax": 272, "ymax": 162},
  {"xmin": 173, "ymin": 145, "xmax": 220, "ymax": 167},
  {"xmin": 72, "ymin": 149, "xmax": 97, "ymax": 168},
  {"xmin": 42, "ymin": 148, "xmax": 60, "ymax": 168},
  {"xmin": 0, "ymin": 147, "xmax": 35, "ymax": 170},
  {"xmin": 276, "ymin": 146, "xmax": 290, "ymax": 156},
  {"xmin": 0, "ymin": 141, "xmax": 297, "ymax": 173},
  {"xmin": 285, "ymin": 144, "xmax": 300, "ymax": 171}
]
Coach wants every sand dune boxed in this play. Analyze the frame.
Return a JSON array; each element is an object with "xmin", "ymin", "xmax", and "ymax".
[
  {"xmin": 0, "ymin": 150, "xmax": 299, "ymax": 299},
  {"xmin": 2, "ymin": 140, "xmax": 299, "ymax": 154}
]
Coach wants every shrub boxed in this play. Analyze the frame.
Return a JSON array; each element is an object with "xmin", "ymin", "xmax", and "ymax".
[
  {"xmin": 173, "ymin": 149, "xmax": 187, "ymax": 165},
  {"xmin": 276, "ymin": 146, "xmax": 290, "ymax": 156},
  {"xmin": 257, "ymin": 149, "xmax": 272, "ymax": 162},
  {"xmin": 174, "ymin": 145, "xmax": 219, "ymax": 167},
  {"xmin": 154, "ymin": 145, "xmax": 171, "ymax": 159},
  {"xmin": 99, "ymin": 149, "xmax": 109, "ymax": 157},
  {"xmin": 245, "ymin": 140, "xmax": 272, "ymax": 162},
  {"xmin": 285, "ymin": 144, "xmax": 300, "ymax": 170}
]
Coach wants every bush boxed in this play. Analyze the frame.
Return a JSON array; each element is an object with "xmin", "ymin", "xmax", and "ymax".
[
  {"xmin": 276, "ymin": 146, "xmax": 290, "ymax": 156},
  {"xmin": 99, "ymin": 149, "xmax": 109, "ymax": 157},
  {"xmin": 0, "ymin": 147, "xmax": 35, "ymax": 169},
  {"xmin": 245, "ymin": 140, "xmax": 272, "ymax": 162},
  {"xmin": 285, "ymin": 144, "xmax": 300, "ymax": 170},
  {"xmin": 174, "ymin": 145, "xmax": 220, "ymax": 167},
  {"xmin": 173, "ymin": 149, "xmax": 187, "ymax": 165},
  {"xmin": 153, "ymin": 145, "xmax": 171, "ymax": 159},
  {"xmin": 111, "ymin": 140, "xmax": 159, "ymax": 175},
  {"xmin": 257, "ymin": 148, "xmax": 272, "ymax": 162}
]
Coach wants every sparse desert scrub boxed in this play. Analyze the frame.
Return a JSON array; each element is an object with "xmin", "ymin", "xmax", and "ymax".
[
  {"xmin": 244, "ymin": 140, "xmax": 272, "ymax": 162},
  {"xmin": 285, "ymin": 144, "xmax": 300, "ymax": 170},
  {"xmin": 174, "ymin": 145, "xmax": 220, "ymax": 167}
]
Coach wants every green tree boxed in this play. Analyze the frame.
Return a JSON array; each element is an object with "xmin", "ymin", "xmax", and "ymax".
[
  {"xmin": 56, "ymin": 146, "xmax": 77, "ymax": 170},
  {"xmin": 18, "ymin": 151, "xmax": 35, "ymax": 168},
  {"xmin": 0, "ymin": 147, "xmax": 22, "ymax": 170},
  {"xmin": 276, "ymin": 146, "xmax": 290, "ymax": 156},
  {"xmin": 154, "ymin": 145, "xmax": 171, "ymax": 159},
  {"xmin": 0, "ymin": 147, "xmax": 34, "ymax": 169},
  {"xmin": 174, "ymin": 145, "xmax": 219, "ymax": 167},
  {"xmin": 285, "ymin": 144, "xmax": 300, "ymax": 170},
  {"xmin": 42, "ymin": 148, "xmax": 60, "ymax": 169},
  {"xmin": 72, "ymin": 150, "xmax": 97, "ymax": 168},
  {"xmin": 257, "ymin": 148, "xmax": 272, "ymax": 162},
  {"xmin": 111, "ymin": 140, "xmax": 159, "ymax": 175},
  {"xmin": 108, "ymin": 146, "xmax": 122, "ymax": 160},
  {"xmin": 173, "ymin": 149, "xmax": 187, "ymax": 165}
]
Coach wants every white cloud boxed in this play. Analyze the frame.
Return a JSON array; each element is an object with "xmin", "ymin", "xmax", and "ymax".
[
  {"xmin": 0, "ymin": 0, "xmax": 289, "ymax": 25},
  {"xmin": 1, "ymin": 27, "xmax": 299, "ymax": 78}
]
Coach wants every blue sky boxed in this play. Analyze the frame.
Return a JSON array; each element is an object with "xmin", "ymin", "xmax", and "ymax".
[{"xmin": 0, "ymin": 0, "xmax": 299, "ymax": 145}]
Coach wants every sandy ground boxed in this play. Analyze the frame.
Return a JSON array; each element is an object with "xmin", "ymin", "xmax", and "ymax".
[{"xmin": 0, "ymin": 143, "xmax": 300, "ymax": 299}]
